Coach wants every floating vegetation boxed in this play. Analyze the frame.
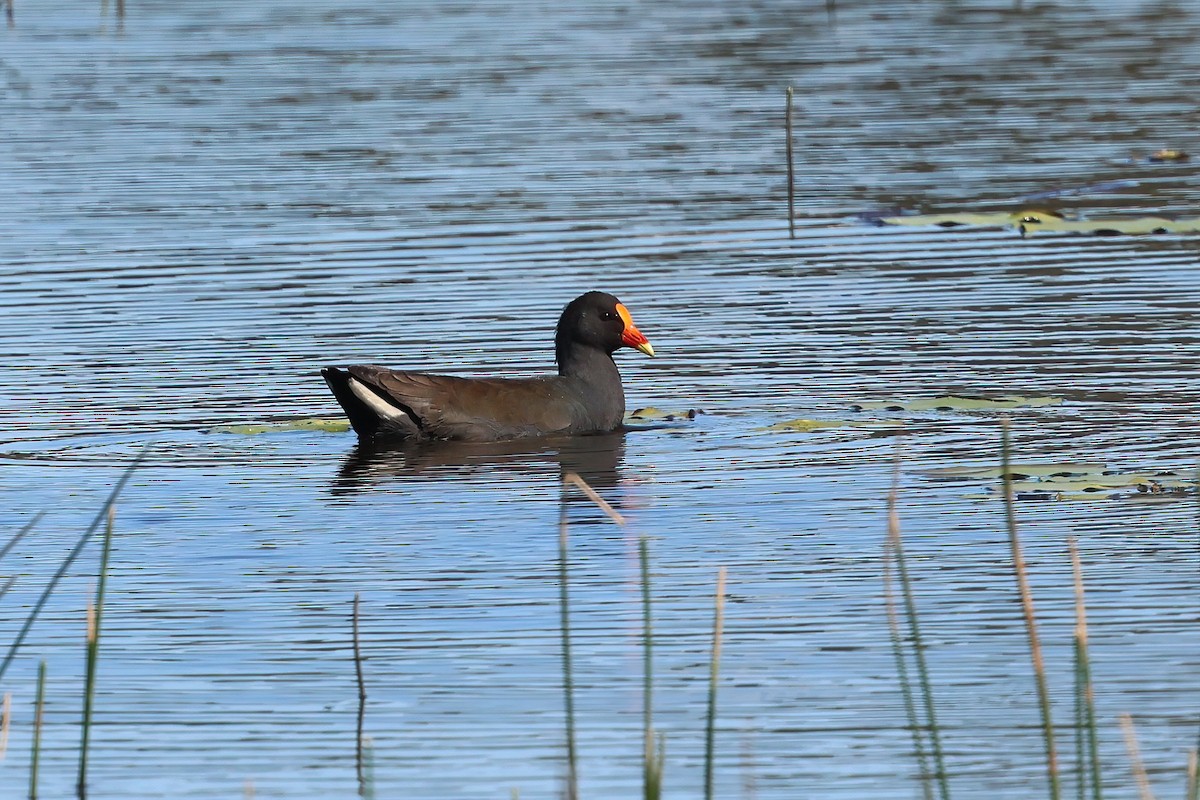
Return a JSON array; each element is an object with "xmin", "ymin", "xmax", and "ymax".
[
  {"xmin": 852, "ymin": 395, "xmax": 1062, "ymax": 412},
  {"xmin": 211, "ymin": 418, "xmax": 352, "ymax": 435},
  {"xmin": 873, "ymin": 209, "xmax": 1200, "ymax": 236},
  {"xmin": 767, "ymin": 418, "xmax": 903, "ymax": 433},
  {"xmin": 627, "ymin": 407, "xmax": 704, "ymax": 422},
  {"xmin": 1147, "ymin": 148, "xmax": 1189, "ymax": 163},
  {"xmin": 924, "ymin": 462, "xmax": 1193, "ymax": 501}
]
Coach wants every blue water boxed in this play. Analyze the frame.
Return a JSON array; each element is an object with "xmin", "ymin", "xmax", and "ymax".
[{"xmin": 3, "ymin": 1, "xmax": 1200, "ymax": 798}]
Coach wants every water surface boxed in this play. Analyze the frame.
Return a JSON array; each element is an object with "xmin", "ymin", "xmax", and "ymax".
[{"xmin": 2, "ymin": 1, "xmax": 1200, "ymax": 798}]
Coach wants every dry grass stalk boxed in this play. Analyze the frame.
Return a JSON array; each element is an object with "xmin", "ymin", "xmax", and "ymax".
[
  {"xmin": 1000, "ymin": 419, "xmax": 1060, "ymax": 800},
  {"xmin": 563, "ymin": 472, "xmax": 625, "ymax": 526},
  {"xmin": 0, "ymin": 691, "xmax": 10, "ymax": 761},
  {"xmin": 1119, "ymin": 713, "xmax": 1155, "ymax": 800}
]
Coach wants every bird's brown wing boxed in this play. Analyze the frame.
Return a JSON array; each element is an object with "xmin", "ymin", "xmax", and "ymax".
[{"xmin": 347, "ymin": 366, "xmax": 585, "ymax": 442}]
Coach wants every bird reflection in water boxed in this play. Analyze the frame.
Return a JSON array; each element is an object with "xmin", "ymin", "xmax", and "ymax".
[{"xmin": 330, "ymin": 430, "xmax": 626, "ymax": 499}]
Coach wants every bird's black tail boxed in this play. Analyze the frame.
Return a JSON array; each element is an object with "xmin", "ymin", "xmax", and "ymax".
[{"xmin": 321, "ymin": 367, "xmax": 383, "ymax": 439}]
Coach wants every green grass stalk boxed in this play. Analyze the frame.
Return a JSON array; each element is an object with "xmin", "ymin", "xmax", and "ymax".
[
  {"xmin": 557, "ymin": 483, "xmax": 578, "ymax": 800},
  {"xmin": 785, "ymin": 87, "xmax": 795, "ymax": 240},
  {"xmin": 352, "ymin": 593, "xmax": 368, "ymax": 798},
  {"xmin": 1186, "ymin": 748, "xmax": 1197, "ymax": 800},
  {"xmin": 360, "ymin": 735, "xmax": 375, "ymax": 800},
  {"xmin": 1000, "ymin": 419, "xmax": 1060, "ymax": 800},
  {"xmin": 0, "ymin": 575, "xmax": 16, "ymax": 603},
  {"xmin": 884, "ymin": 529, "xmax": 934, "ymax": 800},
  {"xmin": 77, "ymin": 506, "xmax": 116, "ymax": 799},
  {"xmin": 1119, "ymin": 713, "xmax": 1155, "ymax": 800},
  {"xmin": 562, "ymin": 473, "xmax": 660, "ymax": 797},
  {"xmin": 887, "ymin": 452, "xmax": 949, "ymax": 800},
  {"xmin": 703, "ymin": 567, "xmax": 727, "ymax": 800},
  {"xmin": 1067, "ymin": 537, "xmax": 1101, "ymax": 800},
  {"xmin": 30, "ymin": 660, "xmax": 46, "ymax": 800},
  {"xmin": 640, "ymin": 535, "xmax": 662, "ymax": 800},
  {"xmin": 0, "ymin": 448, "xmax": 147, "ymax": 682}
]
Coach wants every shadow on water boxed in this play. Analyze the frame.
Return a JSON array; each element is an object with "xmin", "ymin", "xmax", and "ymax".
[{"xmin": 329, "ymin": 430, "xmax": 627, "ymax": 496}]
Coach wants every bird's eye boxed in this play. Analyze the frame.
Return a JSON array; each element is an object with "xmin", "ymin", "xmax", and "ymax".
[{"xmin": 600, "ymin": 311, "xmax": 617, "ymax": 321}]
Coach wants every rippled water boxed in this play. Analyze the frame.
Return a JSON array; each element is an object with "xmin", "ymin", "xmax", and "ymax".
[{"xmin": 3, "ymin": 1, "xmax": 1200, "ymax": 798}]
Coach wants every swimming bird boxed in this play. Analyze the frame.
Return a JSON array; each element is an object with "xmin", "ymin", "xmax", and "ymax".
[{"xmin": 321, "ymin": 291, "xmax": 655, "ymax": 442}]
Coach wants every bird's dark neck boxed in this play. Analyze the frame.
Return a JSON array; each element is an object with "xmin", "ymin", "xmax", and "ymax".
[
  {"xmin": 557, "ymin": 342, "xmax": 625, "ymax": 428},
  {"xmin": 557, "ymin": 340, "xmax": 619, "ymax": 382}
]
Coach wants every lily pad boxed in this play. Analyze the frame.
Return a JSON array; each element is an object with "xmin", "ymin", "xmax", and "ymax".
[
  {"xmin": 852, "ymin": 395, "xmax": 1062, "ymax": 412},
  {"xmin": 212, "ymin": 418, "xmax": 352, "ymax": 435},
  {"xmin": 925, "ymin": 462, "xmax": 1194, "ymax": 501},
  {"xmin": 876, "ymin": 209, "xmax": 1200, "ymax": 236},
  {"xmin": 925, "ymin": 463, "xmax": 1107, "ymax": 480}
]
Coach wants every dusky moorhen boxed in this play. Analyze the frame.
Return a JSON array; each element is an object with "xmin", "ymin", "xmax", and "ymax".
[{"xmin": 321, "ymin": 291, "xmax": 654, "ymax": 441}]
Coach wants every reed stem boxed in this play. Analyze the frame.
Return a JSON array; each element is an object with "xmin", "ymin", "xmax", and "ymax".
[
  {"xmin": 1067, "ymin": 537, "xmax": 1102, "ymax": 800},
  {"xmin": 1186, "ymin": 748, "xmax": 1197, "ymax": 800},
  {"xmin": 887, "ymin": 450, "xmax": 949, "ymax": 800},
  {"xmin": 0, "ymin": 511, "xmax": 45, "ymax": 565},
  {"xmin": 0, "ymin": 448, "xmax": 147, "ymax": 682},
  {"xmin": 1, "ymin": 691, "xmax": 10, "ymax": 762},
  {"xmin": 0, "ymin": 575, "xmax": 16, "ymax": 603},
  {"xmin": 1119, "ymin": 713, "xmax": 1155, "ymax": 800},
  {"xmin": 884, "ymin": 521, "xmax": 934, "ymax": 800},
  {"xmin": 1000, "ymin": 419, "xmax": 1060, "ymax": 800},
  {"xmin": 785, "ymin": 86, "xmax": 796, "ymax": 240},
  {"xmin": 353, "ymin": 594, "xmax": 368, "ymax": 797},
  {"xmin": 77, "ymin": 506, "xmax": 116, "ymax": 799},
  {"xmin": 557, "ymin": 485, "xmax": 578, "ymax": 800},
  {"xmin": 30, "ymin": 661, "xmax": 46, "ymax": 800},
  {"xmin": 640, "ymin": 535, "xmax": 661, "ymax": 800},
  {"xmin": 703, "ymin": 567, "xmax": 727, "ymax": 800},
  {"xmin": 563, "ymin": 472, "xmax": 625, "ymax": 525},
  {"xmin": 360, "ymin": 735, "xmax": 375, "ymax": 800}
]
